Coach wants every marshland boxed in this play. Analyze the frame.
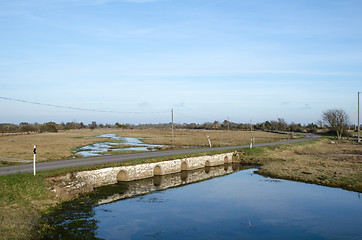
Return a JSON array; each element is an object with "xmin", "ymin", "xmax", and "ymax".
[{"xmin": 0, "ymin": 128, "xmax": 361, "ymax": 239}]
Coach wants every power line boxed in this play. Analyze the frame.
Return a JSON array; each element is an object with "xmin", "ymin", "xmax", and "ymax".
[{"xmin": 0, "ymin": 96, "xmax": 169, "ymax": 114}]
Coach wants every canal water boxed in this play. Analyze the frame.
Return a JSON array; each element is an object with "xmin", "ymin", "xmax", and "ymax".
[{"xmin": 41, "ymin": 165, "xmax": 362, "ymax": 240}]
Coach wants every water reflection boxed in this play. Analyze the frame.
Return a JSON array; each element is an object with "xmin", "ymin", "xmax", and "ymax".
[
  {"xmin": 40, "ymin": 165, "xmax": 362, "ymax": 240},
  {"xmin": 40, "ymin": 183, "xmax": 129, "ymax": 239},
  {"xmin": 97, "ymin": 163, "xmax": 250, "ymax": 205},
  {"xmin": 40, "ymin": 164, "xmax": 250, "ymax": 239}
]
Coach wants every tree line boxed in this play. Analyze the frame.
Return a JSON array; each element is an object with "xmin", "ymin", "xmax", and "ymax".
[
  {"xmin": 0, "ymin": 109, "xmax": 357, "ymax": 139},
  {"xmin": 0, "ymin": 119, "xmax": 316, "ymax": 133}
]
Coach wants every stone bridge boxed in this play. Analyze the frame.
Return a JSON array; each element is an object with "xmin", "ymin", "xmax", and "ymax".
[
  {"xmin": 97, "ymin": 163, "xmax": 250, "ymax": 205},
  {"xmin": 53, "ymin": 152, "xmax": 242, "ymax": 199},
  {"xmin": 74, "ymin": 152, "xmax": 241, "ymax": 188}
]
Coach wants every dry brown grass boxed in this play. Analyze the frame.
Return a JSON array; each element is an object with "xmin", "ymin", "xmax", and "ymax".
[
  {"xmin": 138, "ymin": 129, "xmax": 290, "ymax": 147},
  {"xmin": 242, "ymin": 138, "xmax": 362, "ymax": 192},
  {"xmin": 0, "ymin": 129, "xmax": 110, "ymax": 162},
  {"xmin": 0, "ymin": 129, "xmax": 289, "ymax": 162}
]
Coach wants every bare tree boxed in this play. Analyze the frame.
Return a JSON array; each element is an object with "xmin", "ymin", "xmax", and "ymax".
[
  {"xmin": 322, "ymin": 109, "xmax": 349, "ymax": 139},
  {"xmin": 89, "ymin": 121, "xmax": 97, "ymax": 131},
  {"xmin": 316, "ymin": 120, "xmax": 324, "ymax": 129},
  {"xmin": 277, "ymin": 118, "xmax": 287, "ymax": 130}
]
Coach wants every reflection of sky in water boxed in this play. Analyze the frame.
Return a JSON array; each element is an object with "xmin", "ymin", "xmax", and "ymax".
[
  {"xmin": 76, "ymin": 134, "xmax": 165, "ymax": 157},
  {"xmin": 95, "ymin": 170, "xmax": 362, "ymax": 240}
]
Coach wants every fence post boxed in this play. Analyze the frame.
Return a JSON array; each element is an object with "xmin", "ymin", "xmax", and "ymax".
[
  {"xmin": 207, "ymin": 136, "xmax": 212, "ymax": 147},
  {"xmin": 33, "ymin": 145, "xmax": 36, "ymax": 176}
]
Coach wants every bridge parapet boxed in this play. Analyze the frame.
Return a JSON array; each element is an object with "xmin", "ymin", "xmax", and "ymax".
[{"xmin": 67, "ymin": 152, "xmax": 240, "ymax": 190}]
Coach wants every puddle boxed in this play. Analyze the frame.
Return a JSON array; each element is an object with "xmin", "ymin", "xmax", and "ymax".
[{"xmin": 75, "ymin": 134, "xmax": 166, "ymax": 157}]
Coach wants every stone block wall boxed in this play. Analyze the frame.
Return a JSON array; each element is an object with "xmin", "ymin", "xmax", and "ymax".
[{"xmin": 53, "ymin": 152, "xmax": 241, "ymax": 199}]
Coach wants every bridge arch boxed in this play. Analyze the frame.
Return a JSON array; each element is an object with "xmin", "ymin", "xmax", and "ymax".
[
  {"xmin": 224, "ymin": 156, "xmax": 229, "ymax": 164},
  {"xmin": 181, "ymin": 161, "xmax": 187, "ymax": 171},
  {"xmin": 205, "ymin": 160, "xmax": 211, "ymax": 167},
  {"xmin": 117, "ymin": 170, "xmax": 128, "ymax": 181},
  {"xmin": 232, "ymin": 152, "xmax": 241, "ymax": 163},
  {"xmin": 154, "ymin": 165, "xmax": 162, "ymax": 176}
]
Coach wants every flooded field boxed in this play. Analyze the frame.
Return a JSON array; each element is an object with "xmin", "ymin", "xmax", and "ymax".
[
  {"xmin": 75, "ymin": 134, "xmax": 166, "ymax": 157},
  {"xmin": 0, "ymin": 128, "xmax": 290, "ymax": 161},
  {"xmin": 41, "ymin": 165, "xmax": 362, "ymax": 240}
]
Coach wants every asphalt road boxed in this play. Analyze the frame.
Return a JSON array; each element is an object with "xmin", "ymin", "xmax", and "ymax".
[{"xmin": 0, "ymin": 133, "xmax": 320, "ymax": 176}]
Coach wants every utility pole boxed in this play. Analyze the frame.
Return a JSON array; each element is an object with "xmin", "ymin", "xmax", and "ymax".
[
  {"xmin": 171, "ymin": 109, "xmax": 174, "ymax": 142},
  {"xmin": 358, "ymin": 92, "xmax": 360, "ymax": 143}
]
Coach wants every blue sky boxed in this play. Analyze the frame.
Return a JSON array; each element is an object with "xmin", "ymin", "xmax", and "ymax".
[{"xmin": 0, "ymin": 0, "xmax": 361, "ymax": 124}]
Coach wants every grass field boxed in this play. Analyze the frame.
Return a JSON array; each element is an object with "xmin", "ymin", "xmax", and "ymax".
[
  {"xmin": 0, "ymin": 173, "xmax": 57, "ymax": 240},
  {"xmin": 0, "ymin": 128, "xmax": 290, "ymax": 163},
  {"xmin": 242, "ymin": 138, "xmax": 362, "ymax": 193},
  {"xmin": 0, "ymin": 133, "xmax": 361, "ymax": 239}
]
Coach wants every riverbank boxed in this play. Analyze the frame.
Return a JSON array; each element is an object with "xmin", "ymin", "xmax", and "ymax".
[
  {"xmin": 0, "ymin": 173, "xmax": 58, "ymax": 240},
  {"xmin": 0, "ymin": 137, "xmax": 361, "ymax": 239},
  {"xmin": 242, "ymin": 137, "xmax": 362, "ymax": 193}
]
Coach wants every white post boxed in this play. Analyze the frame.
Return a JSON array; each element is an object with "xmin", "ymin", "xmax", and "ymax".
[
  {"xmin": 250, "ymin": 138, "xmax": 253, "ymax": 149},
  {"xmin": 207, "ymin": 136, "xmax": 212, "ymax": 147},
  {"xmin": 33, "ymin": 145, "xmax": 36, "ymax": 176},
  {"xmin": 358, "ymin": 92, "xmax": 360, "ymax": 143}
]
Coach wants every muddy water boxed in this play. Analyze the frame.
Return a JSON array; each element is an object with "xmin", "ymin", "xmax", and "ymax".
[{"xmin": 41, "ymin": 165, "xmax": 362, "ymax": 240}]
